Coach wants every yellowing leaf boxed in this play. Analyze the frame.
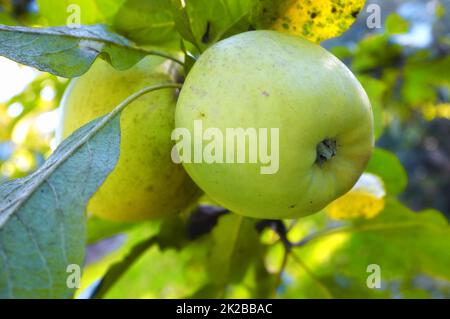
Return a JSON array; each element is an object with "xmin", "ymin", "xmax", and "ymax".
[
  {"xmin": 251, "ymin": 0, "xmax": 366, "ymax": 43},
  {"xmin": 326, "ymin": 173, "xmax": 385, "ymax": 220}
]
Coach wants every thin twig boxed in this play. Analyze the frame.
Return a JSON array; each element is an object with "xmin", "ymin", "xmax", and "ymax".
[
  {"xmin": 138, "ymin": 47, "xmax": 184, "ymax": 66},
  {"xmin": 291, "ymin": 221, "xmax": 434, "ymax": 248}
]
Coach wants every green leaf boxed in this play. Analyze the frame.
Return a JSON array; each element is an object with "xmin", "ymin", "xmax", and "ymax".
[
  {"xmin": 208, "ymin": 214, "xmax": 262, "ymax": 286},
  {"xmin": 97, "ymin": 237, "xmax": 212, "ymax": 298},
  {"xmin": 76, "ymin": 221, "xmax": 161, "ymax": 298},
  {"xmin": 352, "ymin": 34, "xmax": 402, "ymax": 73},
  {"xmin": 357, "ymin": 75, "xmax": 386, "ymax": 140},
  {"xmin": 385, "ymin": 13, "xmax": 410, "ymax": 35},
  {"xmin": 401, "ymin": 55, "xmax": 450, "ymax": 106},
  {"xmin": 81, "ymin": 216, "xmax": 204, "ymax": 298},
  {"xmin": 87, "ymin": 214, "xmax": 264, "ymax": 298},
  {"xmin": 0, "ymin": 12, "xmax": 17, "ymax": 25},
  {"xmin": 330, "ymin": 45, "xmax": 353, "ymax": 60},
  {"xmin": 0, "ymin": 115, "xmax": 121, "ymax": 298},
  {"xmin": 113, "ymin": 0, "xmax": 179, "ymax": 46},
  {"xmin": 92, "ymin": 235, "xmax": 159, "ymax": 298},
  {"xmin": 366, "ymin": 148, "xmax": 408, "ymax": 195},
  {"xmin": 170, "ymin": 0, "xmax": 255, "ymax": 51},
  {"xmin": 37, "ymin": 0, "xmax": 126, "ymax": 26},
  {"xmin": 191, "ymin": 284, "xmax": 224, "ymax": 298},
  {"xmin": 0, "ymin": 24, "xmax": 148, "ymax": 78}
]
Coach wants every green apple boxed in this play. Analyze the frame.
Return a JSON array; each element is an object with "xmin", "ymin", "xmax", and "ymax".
[
  {"xmin": 58, "ymin": 56, "xmax": 200, "ymax": 221},
  {"xmin": 175, "ymin": 31, "xmax": 374, "ymax": 219}
]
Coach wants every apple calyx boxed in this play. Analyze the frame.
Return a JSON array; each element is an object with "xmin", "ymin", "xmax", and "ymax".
[{"xmin": 316, "ymin": 138, "xmax": 337, "ymax": 165}]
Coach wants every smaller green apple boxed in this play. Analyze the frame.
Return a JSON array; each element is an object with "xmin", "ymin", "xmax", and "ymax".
[{"xmin": 58, "ymin": 56, "xmax": 200, "ymax": 221}]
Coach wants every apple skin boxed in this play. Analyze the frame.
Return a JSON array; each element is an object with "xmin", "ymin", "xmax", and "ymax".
[
  {"xmin": 59, "ymin": 57, "xmax": 200, "ymax": 221},
  {"xmin": 175, "ymin": 31, "xmax": 374, "ymax": 219}
]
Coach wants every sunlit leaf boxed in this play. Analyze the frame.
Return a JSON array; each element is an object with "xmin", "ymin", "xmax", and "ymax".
[
  {"xmin": 100, "ymin": 239, "xmax": 211, "ymax": 298},
  {"xmin": 80, "ymin": 217, "xmax": 209, "ymax": 299},
  {"xmin": 114, "ymin": 0, "xmax": 179, "ymax": 47},
  {"xmin": 208, "ymin": 214, "xmax": 262, "ymax": 286},
  {"xmin": 37, "ymin": 0, "xmax": 126, "ymax": 26}
]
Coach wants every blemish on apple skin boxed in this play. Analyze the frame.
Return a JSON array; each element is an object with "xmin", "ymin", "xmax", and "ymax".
[
  {"xmin": 289, "ymin": 204, "xmax": 296, "ymax": 209},
  {"xmin": 262, "ymin": 91, "xmax": 270, "ymax": 97}
]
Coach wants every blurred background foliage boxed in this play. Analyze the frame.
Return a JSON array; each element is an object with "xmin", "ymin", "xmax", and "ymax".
[{"xmin": 0, "ymin": 0, "xmax": 449, "ymax": 299}]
